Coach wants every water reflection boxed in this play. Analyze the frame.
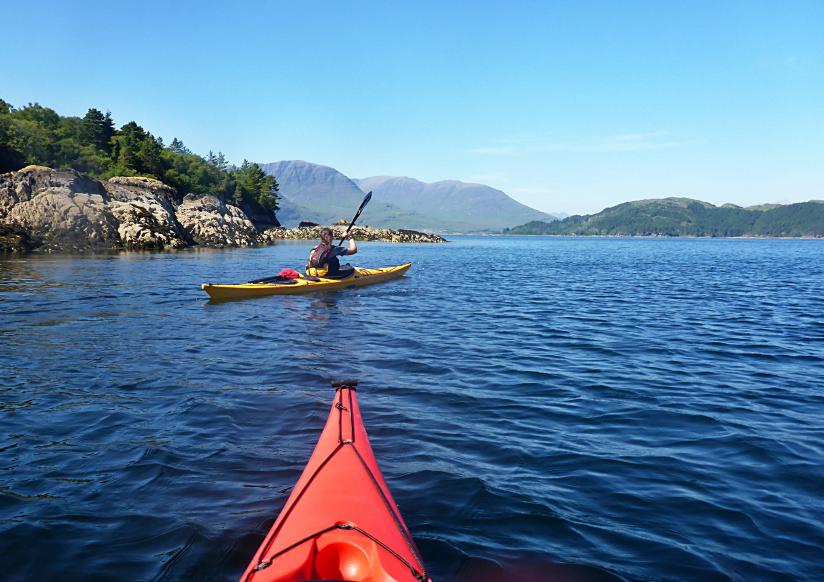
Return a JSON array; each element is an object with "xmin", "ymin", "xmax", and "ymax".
[{"xmin": 305, "ymin": 296, "xmax": 339, "ymax": 321}]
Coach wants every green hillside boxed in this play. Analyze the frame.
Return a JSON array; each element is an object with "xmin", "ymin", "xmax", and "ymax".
[{"xmin": 504, "ymin": 197, "xmax": 824, "ymax": 237}]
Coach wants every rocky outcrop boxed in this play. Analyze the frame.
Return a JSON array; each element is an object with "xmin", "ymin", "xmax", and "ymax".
[
  {"xmin": 105, "ymin": 175, "xmax": 179, "ymax": 205},
  {"xmin": 259, "ymin": 224, "xmax": 447, "ymax": 244},
  {"xmin": 108, "ymin": 200, "xmax": 189, "ymax": 250},
  {"xmin": 0, "ymin": 167, "xmax": 189, "ymax": 252},
  {"xmin": 176, "ymin": 194, "xmax": 258, "ymax": 247},
  {"xmin": 1, "ymin": 166, "xmax": 121, "ymax": 252},
  {"xmin": 105, "ymin": 176, "xmax": 190, "ymax": 249},
  {"xmin": 0, "ymin": 165, "xmax": 104, "ymax": 215},
  {"xmin": 0, "ymin": 166, "xmax": 446, "ymax": 253}
]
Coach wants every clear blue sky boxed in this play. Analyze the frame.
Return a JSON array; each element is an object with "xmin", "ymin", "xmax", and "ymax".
[{"xmin": 3, "ymin": 1, "xmax": 823, "ymax": 214}]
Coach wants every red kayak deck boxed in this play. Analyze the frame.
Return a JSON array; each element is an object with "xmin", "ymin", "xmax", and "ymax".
[{"xmin": 241, "ymin": 381, "xmax": 430, "ymax": 582}]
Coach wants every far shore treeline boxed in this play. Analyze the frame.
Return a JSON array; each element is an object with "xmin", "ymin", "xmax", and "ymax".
[
  {"xmin": 0, "ymin": 98, "xmax": 278, "ymax": 213},
  {"xmin": 504, "ymin": 198, "xmax": 824, "ymax": 238}
]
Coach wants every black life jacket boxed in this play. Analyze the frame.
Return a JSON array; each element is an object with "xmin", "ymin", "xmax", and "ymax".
[{"xmin": 306, "ymin": 243, "xmax": 340, "ymax": 277}]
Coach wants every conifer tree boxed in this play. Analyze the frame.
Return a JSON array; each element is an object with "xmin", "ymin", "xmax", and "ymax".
[
  {"xmin": 216, "ymin": 152, "xmax": 228, "ymax": 171},
  {"xmin": 81, "ymin": 108, "xmax": 114, "ymax": 152},
  {"xmin": 169, "ymin": 138, "xmax": 191, "ymax": 155}
]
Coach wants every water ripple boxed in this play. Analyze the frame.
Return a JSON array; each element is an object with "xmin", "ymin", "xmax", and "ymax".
[{"xmin": 1, "ymin": 237, "xmax": 823, "ymax": 580}]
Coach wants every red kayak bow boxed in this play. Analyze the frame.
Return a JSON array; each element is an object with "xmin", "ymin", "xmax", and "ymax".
[{"xmin": 241, "ymin": 380, "xmax": 430, "ymax": 582}]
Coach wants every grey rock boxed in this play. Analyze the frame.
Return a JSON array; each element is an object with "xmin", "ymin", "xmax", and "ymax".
[
  {"xmin": 0, "ymin": 165, "xmax": 107, "ymax": 217},
  {"xmin": 176, "ymin": 194, "xmax": 258, "ymax": 247},
  {"xmin": 105, "ymin": 177, "xmax": 190, "ymax": 249},
  {"xmin": 0, "ymin": 167, "xmax": 192, "ymax": 252},
  {"xmin": 108, "ymin": 201, "xmax": 189, "ymax": 250},
  {"xmin": 2, "ymin": 166, "xmax": 120, "ymax": 252}
]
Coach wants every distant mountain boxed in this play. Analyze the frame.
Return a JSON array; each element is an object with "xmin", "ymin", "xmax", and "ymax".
[
  {"xmin": 355, "ymin": 176, "xmax": 557, "ymax": 231},
  {"xmin": 258, "ymin": 160, "xmax": 556, "ymax": 232},
  {"xmin": 504, "ymin": 197, "xmax": 824, "ymax": 237},
  {"xmin": 259, "ymin": 161, "xmax": 452, "ymax": 230}
]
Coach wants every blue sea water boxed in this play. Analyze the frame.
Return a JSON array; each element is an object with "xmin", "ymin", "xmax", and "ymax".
[{"xmin": 0, "ymin": 236, "xmax": 822, "ymax": 581}]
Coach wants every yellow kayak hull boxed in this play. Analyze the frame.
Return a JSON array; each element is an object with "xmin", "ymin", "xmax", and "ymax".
[{"xmin": 201, "ymin": 263, "xmax": 411, "ymax": 300}]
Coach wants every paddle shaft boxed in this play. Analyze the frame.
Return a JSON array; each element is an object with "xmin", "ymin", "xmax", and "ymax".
[{"xmin": 338, "ymin": 191, "xmax": 372, "ymax": 245}]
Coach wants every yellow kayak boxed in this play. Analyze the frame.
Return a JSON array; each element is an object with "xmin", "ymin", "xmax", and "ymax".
[{"xmin": 201, "ymin": 263, "xmax": 411, "ymax": 300}]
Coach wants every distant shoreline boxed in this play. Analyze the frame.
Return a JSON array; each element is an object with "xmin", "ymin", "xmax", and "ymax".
[
  {"xmin": 502, "ymin": 198, "xmax": 823, "ymax": 238},
  {"xmin": 496, "ymin": 233, "xmax": 823, "ymax": 240}
]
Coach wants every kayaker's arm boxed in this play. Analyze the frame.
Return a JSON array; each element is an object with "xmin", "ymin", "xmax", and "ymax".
[{"xmin": 342, "ymin": 235, "xmax": 357, "ymax": 256}]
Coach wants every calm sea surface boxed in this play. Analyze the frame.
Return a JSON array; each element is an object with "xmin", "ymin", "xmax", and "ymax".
[{"xmin": 1, "ymin": 236, "xmax": 822, "ymax": 581}]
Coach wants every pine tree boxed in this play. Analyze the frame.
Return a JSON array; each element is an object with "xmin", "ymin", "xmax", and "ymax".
[
  {"xmin": 260, "ymin": 174, "xmax": 279, "ymax": 212},
  {"xmin": 216, "ymin": 152, "xmax": 228, "ymax": 171},
  {"xmin": 111, "ymin": 121, "xmax": 147, "ymax": 173},
  {"xmin": 137, "ymin": 134, "xmax": 164, "ymax": 178},
  {"xmin": 102, "ymin": 111, "xmax": 115, "ymax": 153},
  {"xmin": 169, "ymin": 138, "xmax": 191, "ymax": 155},
  {"xmin": 81, "ymin": 108, "xmax": 114, "ymax": 152}
]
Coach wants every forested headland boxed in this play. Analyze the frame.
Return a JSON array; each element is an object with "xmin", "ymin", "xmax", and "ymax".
[
  {"xmin": 0, "ymin": 98, "xmax": 278, "ymax": 213},
  {"xmin": 504, "ymin": 198, "xmax": 824, "ymax": 238}
]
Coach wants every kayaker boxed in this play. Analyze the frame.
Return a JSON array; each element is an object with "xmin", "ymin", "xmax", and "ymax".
[{"xmin": 306, "ymin": 227, "xmax": 357, "ymax": 277}]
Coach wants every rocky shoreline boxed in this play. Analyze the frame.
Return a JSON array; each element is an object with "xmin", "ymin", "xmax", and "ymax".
[
  {"xmin": 259, "ymin": 225, "xmax": 445, "ymax": 244},
  {"xmin": 0, "ymin": 166, "xmax": 446, "ymax": 253}
]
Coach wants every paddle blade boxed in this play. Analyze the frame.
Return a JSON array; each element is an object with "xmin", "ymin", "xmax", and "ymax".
[
  {"xmin": 352, "ymin": 191, "xmax": 372, "ymax": 223},
  {"xmin": 339, "ymin": 191, "xmax": 373, "ymax": 245}
]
